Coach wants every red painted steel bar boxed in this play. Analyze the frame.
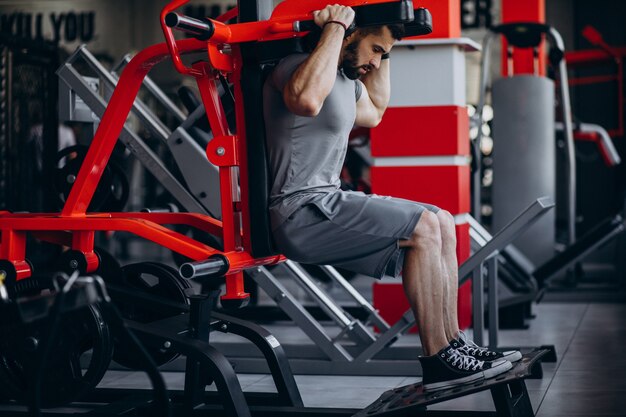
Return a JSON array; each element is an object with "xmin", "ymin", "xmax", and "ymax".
[{"xmin": 0, "ymin": 0, "xmax": 415, "ymax": 302}]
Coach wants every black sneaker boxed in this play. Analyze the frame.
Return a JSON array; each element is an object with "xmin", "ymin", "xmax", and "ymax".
[
  {"xmin": 450, "ymin": 331, "xmax": 523, "ymax": 363},
  {"xmin": 419, "ymin": 346, "xmax": 512, "ymax": 391}
]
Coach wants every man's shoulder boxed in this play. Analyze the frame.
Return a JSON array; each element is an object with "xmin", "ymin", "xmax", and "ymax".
[
  {"xmin": 275, "ymin": 53, "xmax": 309, "ymax": 71},
  {"xmin": 269, "ymin": 53, "xmax": 310, "ymax": 91}
]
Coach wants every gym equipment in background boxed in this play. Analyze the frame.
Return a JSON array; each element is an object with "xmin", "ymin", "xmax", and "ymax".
[{"xmin": 473, "ymin": 23, "xmax": 625, "ymax": 303}]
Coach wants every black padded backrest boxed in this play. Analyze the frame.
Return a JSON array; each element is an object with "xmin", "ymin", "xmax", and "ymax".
[
  {"xmin": 240, "ymin": 43, "xmax": 278, "ymax": 257},
  {"xmin": 237, "ymin": 0, "xmax": 307, "ymax": 258}
]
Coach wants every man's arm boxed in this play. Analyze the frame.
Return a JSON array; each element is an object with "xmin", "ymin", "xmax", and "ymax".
[
  {"xmin": 283, "ymin": 5, "xmax": 355, "ymax": 117},
  {"xmin": 355, "ymin": 58, "xmax": 390, "ymax": 128}
]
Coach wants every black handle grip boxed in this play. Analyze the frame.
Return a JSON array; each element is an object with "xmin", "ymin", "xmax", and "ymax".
[
  {"xmin": 294, "ymin": 19, "xmax": 357, "ymax": 38},
  {"xmin": 294, "ymin": 3, "xmax": 432, "ymax": 38},
  {"xmin": 403, "ymin": 7, "xmax": 433, "ymax": 37},
  {"xmin": 294, "ymin": 20, "xmax": 317, "ymax": 32},
  {"xmin": 165, "ymin": 12, "xmax": 215, "ymax": 40}
]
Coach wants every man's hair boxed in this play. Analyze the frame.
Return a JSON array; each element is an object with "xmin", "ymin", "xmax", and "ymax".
[{"xmin": 358, "ymin": 23, "xmax": 405, "ymax": 40}]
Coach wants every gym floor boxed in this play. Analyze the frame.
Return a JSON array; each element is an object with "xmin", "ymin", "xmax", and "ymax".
[{"xmin": 92, "ymin": 301, "xmax": 625, "ymax": 416}]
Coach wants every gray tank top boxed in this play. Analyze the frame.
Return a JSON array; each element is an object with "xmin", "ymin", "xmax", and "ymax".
[{"xmin": 263, "ymin": 53, "xmax": 362, "ymax": 230}]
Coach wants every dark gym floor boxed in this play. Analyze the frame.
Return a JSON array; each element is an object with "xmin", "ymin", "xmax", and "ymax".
[{"xmin": 95, "ymin": 301, "xmax": 626, "ymax": 416}]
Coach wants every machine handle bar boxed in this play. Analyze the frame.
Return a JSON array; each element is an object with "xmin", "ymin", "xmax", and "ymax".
[
  {"xmin": 165, "ymin": 13, "xmax": 215, "ymax": 40},
  {"xmin": 179, "ymin": 254, "xmax": 230, "ymax": 280}
]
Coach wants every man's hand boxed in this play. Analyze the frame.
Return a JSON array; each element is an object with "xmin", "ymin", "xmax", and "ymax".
[{"xmin": 312, "ymin": 4, "xmax": 355, "ymax": 31}]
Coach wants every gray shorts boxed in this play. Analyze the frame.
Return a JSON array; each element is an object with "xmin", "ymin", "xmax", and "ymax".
[{"xmin": 271, "ymin": 191, "xmax": 440, "ymax": 278}]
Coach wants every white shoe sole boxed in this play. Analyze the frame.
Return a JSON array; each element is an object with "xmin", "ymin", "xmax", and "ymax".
[
  {"xmin": 483, "ymin": 359, "xmax": 513, "ymax": 379},
  {"xmin": 424, "ymin": 360, "xmax": 513, "ymax": 391},
  {"xmin": 423, "ymin": 372, "xmax": 484, "ymax": 391},
  {"xmin": 502, "ymin": 350, "xmax": 523, "ymax": 362}
]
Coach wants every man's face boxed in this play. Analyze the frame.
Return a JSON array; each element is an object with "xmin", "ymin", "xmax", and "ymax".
[{"xmin": 341, "ymin": 26, "xmax": 396, "ymax": 80}]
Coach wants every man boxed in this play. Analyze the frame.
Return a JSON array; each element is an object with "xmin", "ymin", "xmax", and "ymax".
[{"xmin": 263, "ymin": 4, "xmax": 521, "ymax": 390}]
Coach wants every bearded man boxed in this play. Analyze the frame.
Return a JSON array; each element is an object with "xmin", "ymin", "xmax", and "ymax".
[{"xmin": 263, "ymin": 4, "xmax": 520, "ymax": 390}]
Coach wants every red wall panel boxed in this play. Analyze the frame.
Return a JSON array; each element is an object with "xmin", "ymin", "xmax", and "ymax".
[
  {"xmin": 408, "ymin": 0, "xmax": 461, "ymax": 40},
  {"xmin": 371, "ymin": 165, "xmax": 470, "ymax": 215},
  {"xmin": 371, "ymin": 106, "xmax": 469, "ymax": 157}
]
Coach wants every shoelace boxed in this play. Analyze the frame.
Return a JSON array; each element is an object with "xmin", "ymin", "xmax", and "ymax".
[
  {"xmin": 459, "ymin": 332, "xmax": 498, "ymax": 357},
  {"xmin": 446, "ymin": 349, "xmax": 484, "ymax": 371},
  {"xmin": 459, "ymin": 344, "xmax": 496, "ymax": 357}
]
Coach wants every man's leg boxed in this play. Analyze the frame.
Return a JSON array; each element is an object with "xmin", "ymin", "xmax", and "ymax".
[
  {"xmin": 436, "ymin": 210, "xmax": 460, "ymax": 342},
  {"xmin": 434, "ymin": 210, "xmax": 523, "ymax": 363},
  {"xmin": 399, "ymin": 210, "xmax": 449, "ymax": 356}
]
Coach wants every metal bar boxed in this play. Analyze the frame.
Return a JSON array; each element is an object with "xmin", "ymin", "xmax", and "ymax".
[
  {"xmin": 472, "ymin": 262, "xmax": 485, "ymax": 347},
  {"xmin": 126, "ymin": 319, "xmax": 251, "ymax": 417},
  {"xmin": 283, "ymin": 261, "xmax": 376, "ymax": 345},
  {"xmin": 576, "ymin": 122, "xmax": 620, "ymax": 165},
  {"xmin": 320, "ymin": 265, "xmax": 391, "ymax": 331},
  {"xmin": 74, "ymin": 46, "xmax": 172, "ymax": 141},
  {"xmin": 1, "ymin": 216, "xmax": 217, "ymax": 260},
  {"xmin": 212, "ymin": 311, "xmax": 304, "ymax": 407},
  {"xmin": 534, "ymin": 217, "xmax": 625, "ymax": 281},
  {"xmin": 355, "ymin": 310, "xmax": 415, "ymax": 362},
  {"xmin": 568, "ymin": 74, "xmax": 619, "ymax": 86},
  {"xmin": 283, "ymin": 261, "xmax": 353, "ymax": 329},
  {"xmin": 487, "ymin": 255, "xmax": 499, "ymax": 349},
  {"xmin": 459, "ymin": 197, "xmax": 554, "ymax": 283},
  {"xmin": 184, "ymin": 293, "xmax": 216, "ymax": 408},
  {"xmin": 246, "ymin": 266, "xmax": 353, "ymax": 362},
  {"xmin": 468, "ymin": 215, "xmax": 535, "ymax": 279},
  {"xmin": 114, "ymin": 53, "xmax": 186, "ymax": 124},
  {"xmin": 180, "ymin": 257, "xmax": 227, "ymax": 279},
  {"xmin": 107, "ymin": 211, "xmax": 221, "ymax": 236},
  {"xmin": 550, "ymin": 28, "xmax": 576, "ymax": 248},
  {"xmin": 142, "ymin": 72, "xmax": 187, "ymax": 123}
]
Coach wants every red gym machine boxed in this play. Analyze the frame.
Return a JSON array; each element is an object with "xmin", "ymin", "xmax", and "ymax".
[
  {"xmin": 0, "ymin": 0, "xmax": 430, "ymax": 308},
  {"xmin": 0, "ymin": 3, "xmax": 555, "ymax": 416}
]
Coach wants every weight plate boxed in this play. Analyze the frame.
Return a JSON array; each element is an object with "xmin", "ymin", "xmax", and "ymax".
[
  {"xmin": 53, "ymin": 145, "xmax": 112, "ymax": 212},
  {"xmin": 0, "ymin": 278, "xmax": 112, "ymax": 407},
  {"xmin": 101, "ymin": 161, "xmax": 130, "ymax": 212}
]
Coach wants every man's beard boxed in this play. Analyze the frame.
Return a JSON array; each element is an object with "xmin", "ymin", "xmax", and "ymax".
[{"xmin": 341, "ymin": 39, "xmax": 371, "ymax": 80}]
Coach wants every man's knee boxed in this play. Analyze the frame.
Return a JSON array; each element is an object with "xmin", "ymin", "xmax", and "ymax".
[
  {"xmin": 436, "ymin": 210, "xmax": 457, "ymax": 245},
  {"xmin": 409, "ymin": 210, "xmax": 442, "ymax": 247}
]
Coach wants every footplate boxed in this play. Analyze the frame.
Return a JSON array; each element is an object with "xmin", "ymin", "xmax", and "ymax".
[{"xmin": 354, "ymin": 349, "xmax": 548, "ymax": 417}]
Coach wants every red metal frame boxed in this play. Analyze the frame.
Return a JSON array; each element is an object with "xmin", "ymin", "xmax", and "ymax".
[
  {"xmin": 565, "ymin": 26, "xmax": 625, "ymax": 139},
  {"xmin": 500, "ymin": 0, "xmax": 546, "ymax": 77},
  {"xmin": 0, "ymin": 0, "xmax": 411, "ymax": 303}
]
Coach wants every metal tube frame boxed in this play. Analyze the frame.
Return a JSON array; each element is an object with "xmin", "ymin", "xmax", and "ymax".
[
  {"xmin": 474, "ymin": 26, "xmax": 576, "ymax": 247},
  {"xmin": 0, "ymin": 0, "xmax": 334, "ymax": 299}
]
